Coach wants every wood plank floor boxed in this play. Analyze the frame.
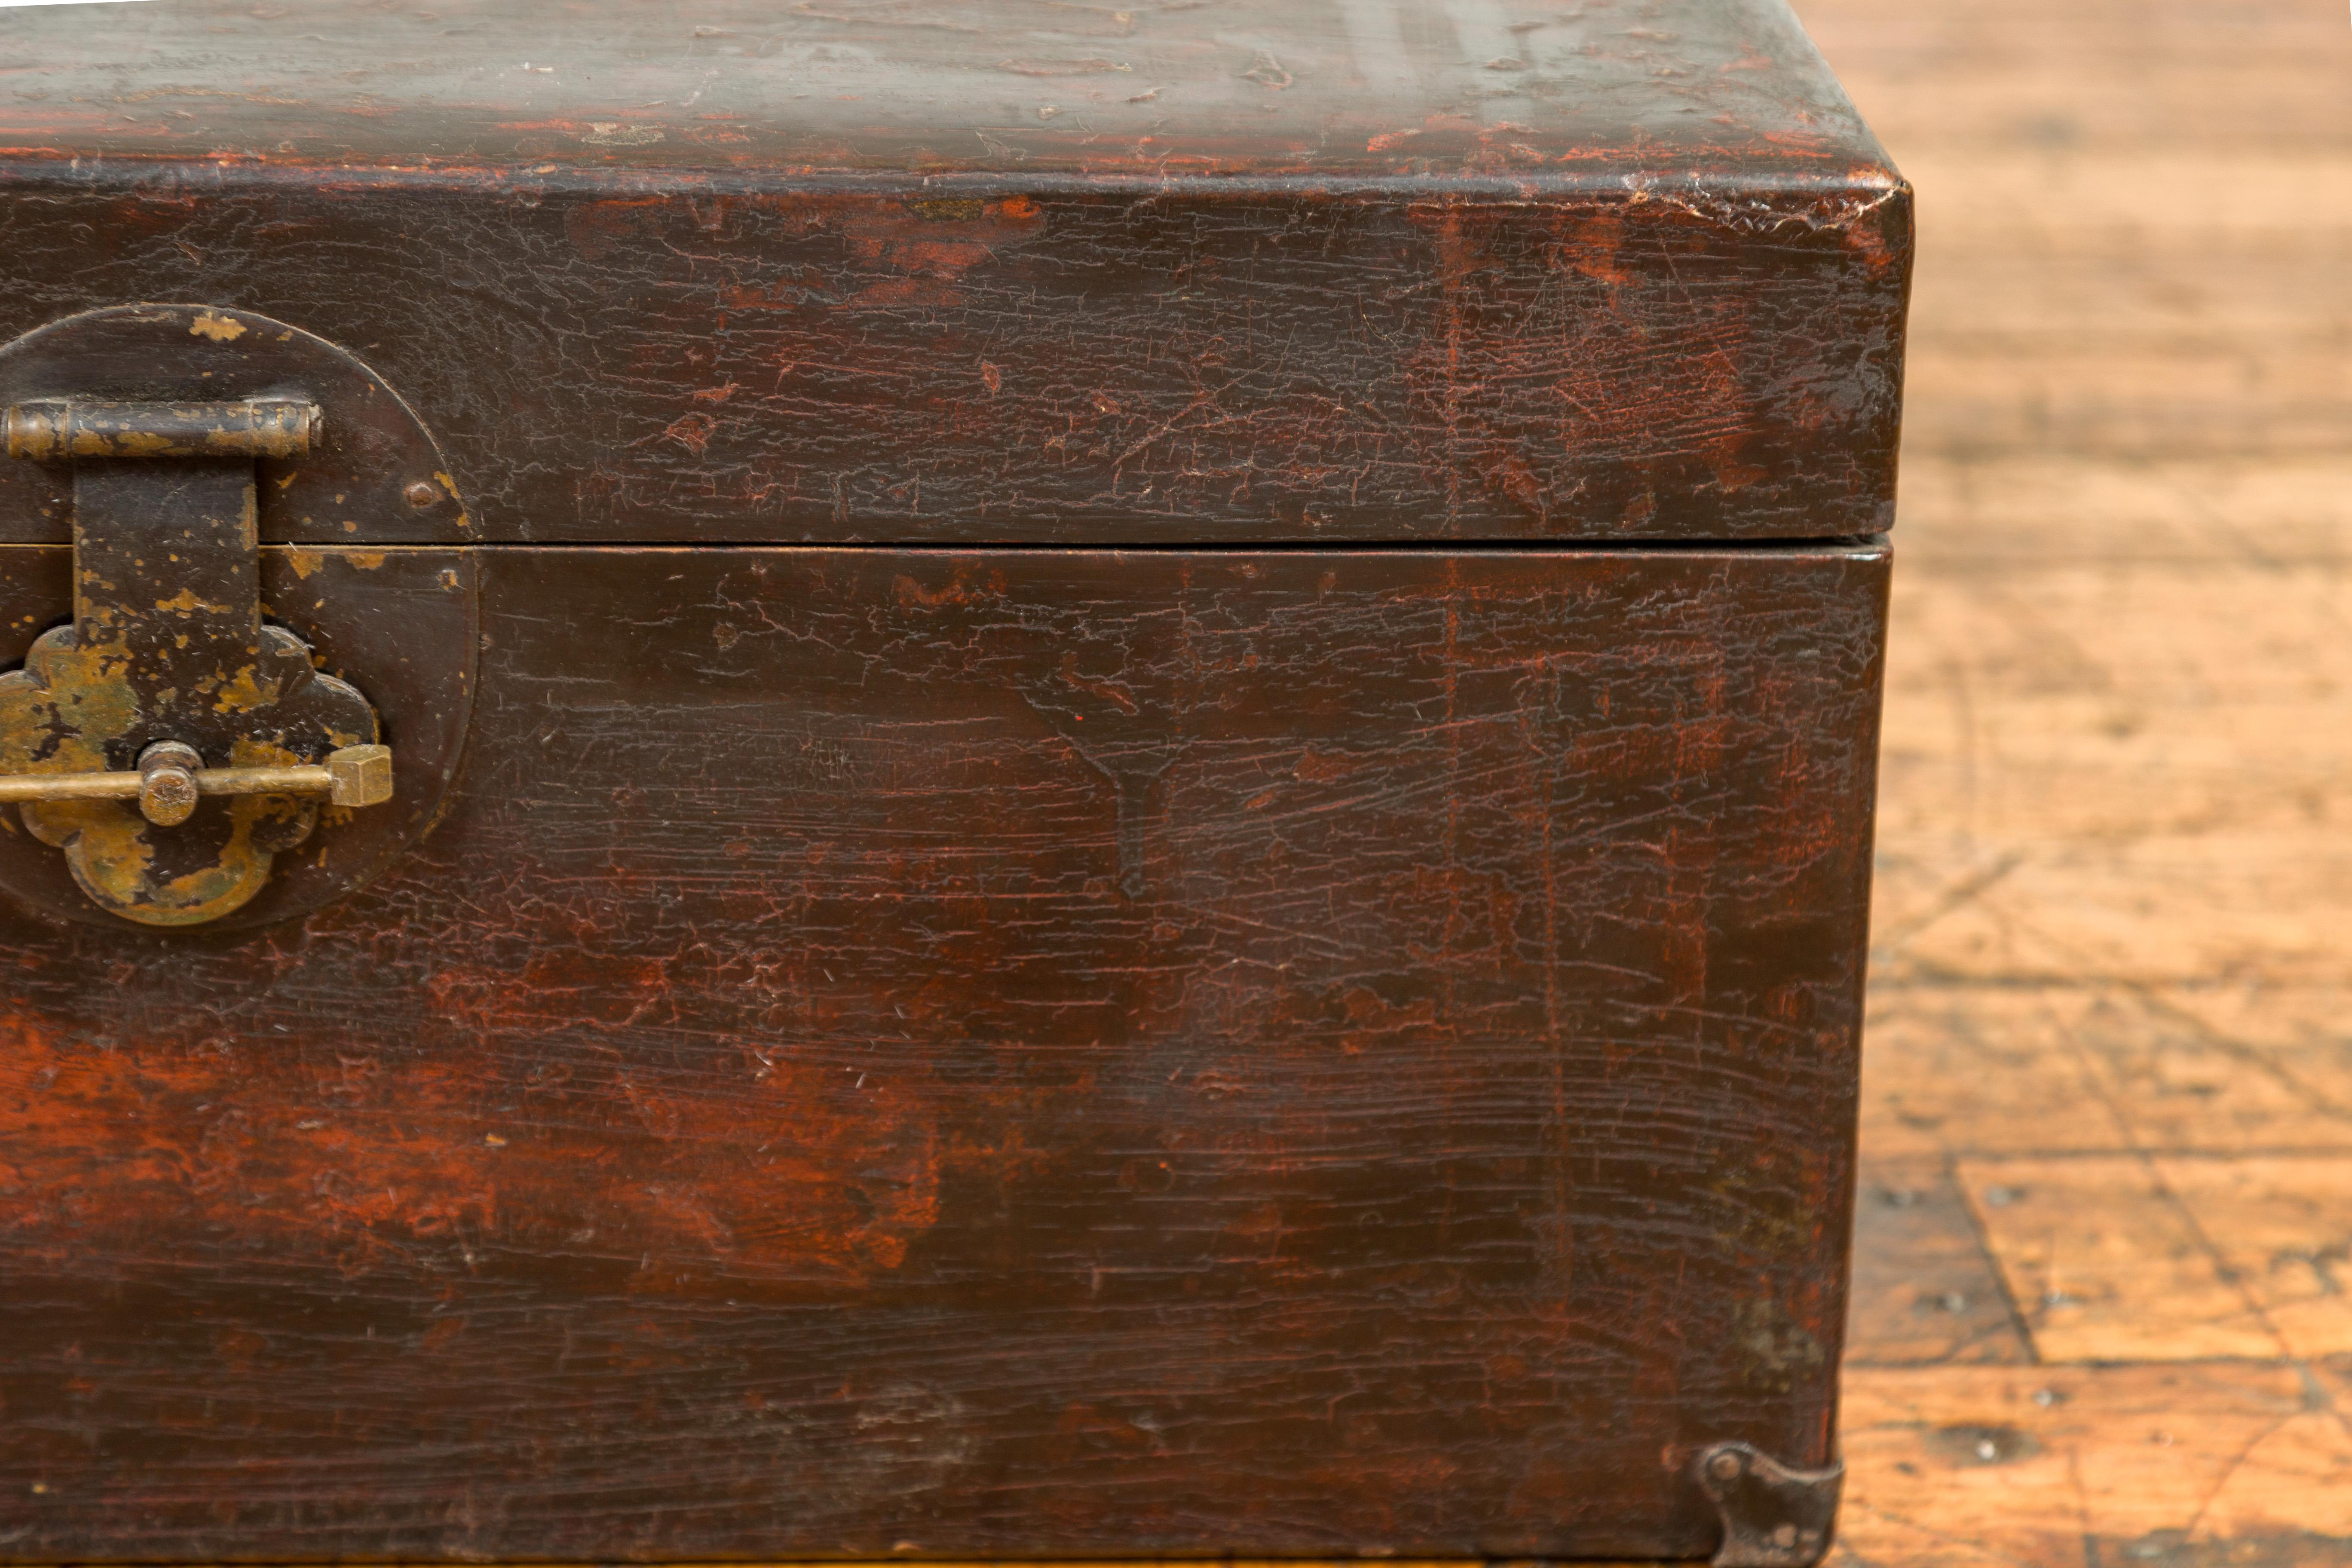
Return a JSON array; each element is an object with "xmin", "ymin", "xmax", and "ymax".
[{"xmin": 1796, "ymin": 0, "xmax": 2352, "ymax": 1560}]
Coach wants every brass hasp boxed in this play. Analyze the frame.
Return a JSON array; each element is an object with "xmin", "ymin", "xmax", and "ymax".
[{"xmin": 0, "ymin": 394, "xmax": 392, "ymax": 925}]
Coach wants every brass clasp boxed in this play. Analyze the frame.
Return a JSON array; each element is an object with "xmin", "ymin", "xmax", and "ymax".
[
  {"xmin": 0, "ymin": 395, "xmax": 392, "ymax": 925},
  {"xmin": 0, "ymin": 741, "xmax": 394, "ymax": 821}
]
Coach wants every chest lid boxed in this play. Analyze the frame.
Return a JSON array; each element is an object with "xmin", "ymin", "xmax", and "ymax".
[{"xmin": 0, "ymin": 0, "xmax": 1908, "ymax": 545}]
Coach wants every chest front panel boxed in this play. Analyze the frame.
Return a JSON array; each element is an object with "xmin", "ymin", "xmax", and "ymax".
[
  {"xmin": 0, "ymin": 543, "xmax": 1884, "ymax": 1560},
  {"xmin": 0, "ymin": 0, "xmax": 1906, "ymax": 1555}
]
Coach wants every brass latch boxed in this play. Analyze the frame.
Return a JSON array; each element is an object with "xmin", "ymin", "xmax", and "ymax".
[
  {"xmin": 0, "ymin": 394, "xmax": 392, "ymax": 926},
  {"xmin": 0, "ymin": 740, "xmax": 393, "ymax": 822}
]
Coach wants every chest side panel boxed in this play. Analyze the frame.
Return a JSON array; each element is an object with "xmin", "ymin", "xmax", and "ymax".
[{"xmin": 0, "ymin": 543, "xmax": 1886, "ymax": 1559}]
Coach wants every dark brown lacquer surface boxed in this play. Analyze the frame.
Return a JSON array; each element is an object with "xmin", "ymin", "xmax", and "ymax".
[
  {"xmin": 0, "ymin": 545, "xmax": 1886, "ymax": 1561},
  {"xmin": 0, "ymin": 0, "xmax": 1911, "ymax": 545},
  {"xmin": 0, "ymin": 1, "xmax": 1904, "ymax": 1556}
]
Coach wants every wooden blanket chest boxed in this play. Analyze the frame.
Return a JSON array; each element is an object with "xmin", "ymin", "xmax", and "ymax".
[{"xmin": 0, "ymin": 0, "xmax": 1908, "ymax": 1560}]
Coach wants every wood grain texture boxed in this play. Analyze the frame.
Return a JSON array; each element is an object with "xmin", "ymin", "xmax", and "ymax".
[
  {"xmin": 0, "ymin": 544, "xmax": 1888, "ymax": 1560},
  {"xmin": 0, "ymin": 0, "xmax": 1912, "ymax": 547},
  {"xmin": 1953, "ymin": 1156, "xmax": 2286, "ymax": 1365},
  {"xmin": 0, "ymin": 175, "xmax": 1908, "ymax": 547},
  {"xmin": 1845, "ymin": 1157, "xmax": 2029, "ymax": 1367},
  {"xmin": 2152, "ymin": 1158, "xmax": 2352, "ymax": 1362},
  {"xmin": 1839, "ymin": 1362, "xmax": 2352, "ymax": 1565},
  {"xmin": 1802, "ymin": 0, "xmax": 2352, "ymax": 1556}
]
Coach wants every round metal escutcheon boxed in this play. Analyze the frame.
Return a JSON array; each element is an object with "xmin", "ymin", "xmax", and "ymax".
[{"xmin": 0, "ymin": 304, "xmax": 477, "ymax": 934}]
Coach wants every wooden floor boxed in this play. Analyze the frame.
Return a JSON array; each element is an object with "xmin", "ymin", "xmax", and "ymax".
[{"xmin": 1794, "ymin": 0, "xmax": 2352, "ymax": 1561}]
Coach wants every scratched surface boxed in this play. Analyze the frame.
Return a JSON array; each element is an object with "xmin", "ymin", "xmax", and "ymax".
[
  {"xmin": 0, "ymin": 0, "xmax": 1911, "ymax": 546},
  {"xmin": 0, "ymin": 181, "xmax": 1908, "ymax": 546},
  {"xmin": 0, "ymin": 0, "xmax": 1880, "ymax": 176},
  {"xmin": 1805, "ymin": 0, "xmax": 2352, "ymax": 1559},
  {"xmin": 0, "ymin": 544, "xmax": 1886, "ymax": 1559}
]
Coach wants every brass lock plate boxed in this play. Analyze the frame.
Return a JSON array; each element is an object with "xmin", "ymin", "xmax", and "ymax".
[{"xmin": 0, "ymin": 306, "xmax": 476, "ymax": 931}]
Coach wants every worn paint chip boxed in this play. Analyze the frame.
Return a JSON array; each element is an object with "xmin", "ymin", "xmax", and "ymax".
[
  {"xmin": 582, "ymin": 122, "xmax": 664, "ymax": 147},
  {"xmin": 189, "ymin": 311, "xmax": 245, "ymax": 342}
]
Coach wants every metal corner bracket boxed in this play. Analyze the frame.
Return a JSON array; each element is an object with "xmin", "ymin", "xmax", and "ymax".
[{"xmin": 1695, "ymin": 1439, "xmax": 1844, "ymax": 1568}]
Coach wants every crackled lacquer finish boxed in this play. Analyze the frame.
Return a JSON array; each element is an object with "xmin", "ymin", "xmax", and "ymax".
[
  {"xmin": 0, "ymin": 0, "xmax": 1911, "ymax": 545},
  {"xmin": 0, "ymin": 1, "xmax": 1903, "ymax": 1557},
  {"xmin": 0, "ymin": 545, "xmax": 1886, "ymax": 1560}
]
